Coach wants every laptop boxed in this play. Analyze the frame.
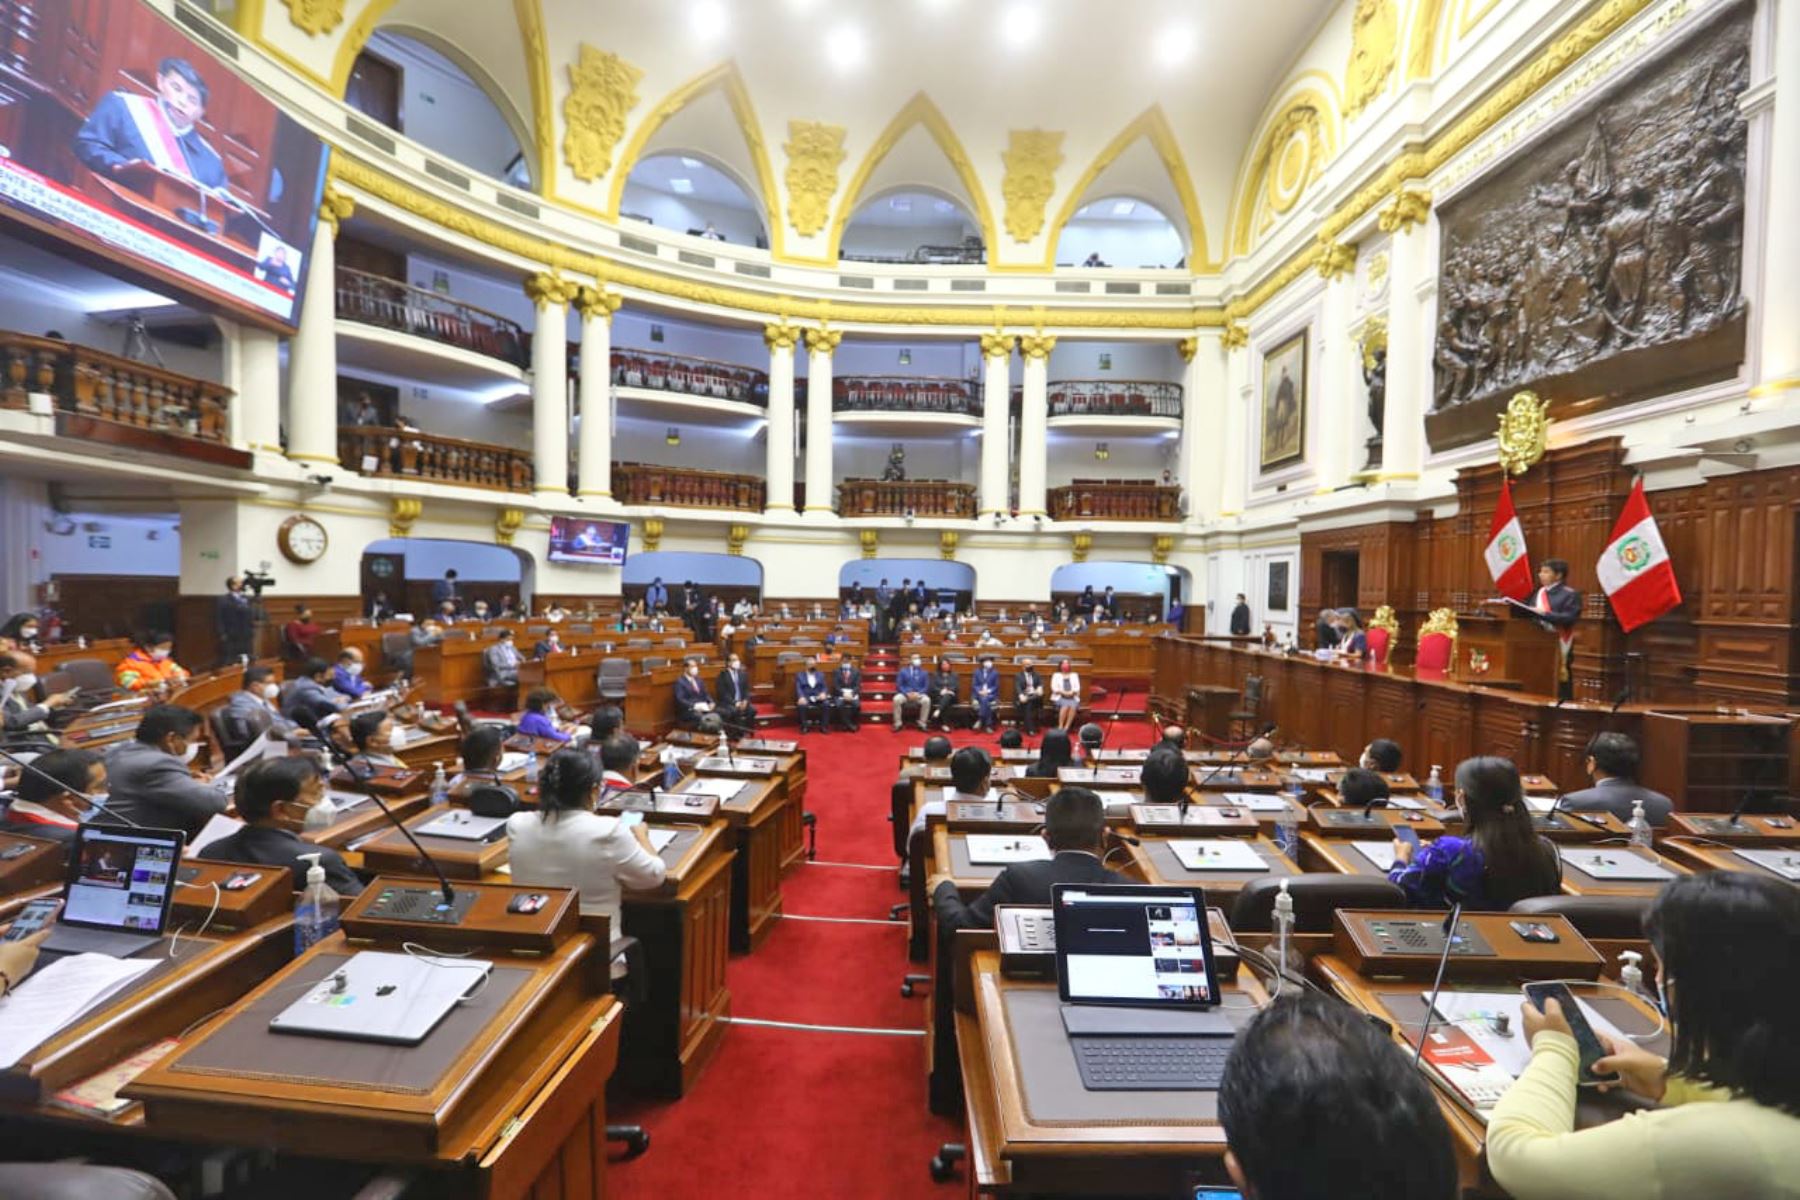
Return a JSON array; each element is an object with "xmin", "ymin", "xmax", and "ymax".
[
  {"xmin": 42, "ymin": 824, "xmax": 185, "ymax": 958},
  {"xmin": 269, "ymin": 950, "xmax": 493, "ymax": 1046},
  {"xmin": 1051, "ymin": 883, "xmax": 1235, "ymax": 1091}
]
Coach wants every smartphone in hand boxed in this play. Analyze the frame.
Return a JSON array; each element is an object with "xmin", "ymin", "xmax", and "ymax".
[
  {"xmin": 1523, "ymin": 981, "xmax": 1620, "ymax": 1086},
  {"xmin": 3, "ymin": 898, "xmax": 61, "ymax": 941}
]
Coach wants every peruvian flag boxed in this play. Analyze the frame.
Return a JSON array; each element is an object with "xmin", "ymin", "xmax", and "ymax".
[
  {"xmin": 1483, "ymin": 478, "xmax": 1533, "ymax": 600},
  {"xmin": 1597, "ymin": 478, "xmax": 1681, "ymax": 632}
]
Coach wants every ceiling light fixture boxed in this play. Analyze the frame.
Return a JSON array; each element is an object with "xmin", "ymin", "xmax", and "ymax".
[
  {"xmin": 933, "ymin": 199, "xmax": 955, "ymax": 213},
  {"xmin": 670, "ymin": 178, "xmax": 695, "ymax": 194},
  {"xmin": 1001, "ymin": 2, "xmax": 1042, "ymax": 50},
  {"xmin": 680, "ymin": 156, "xmax": 703, "ymax": 169},
  {"xmin": 825, "ymin": 23, "xmax": 867, "ymax": 70},
  {"xmin": 1155, "ymin": 26, "xmax": 1196, "ymax": 68},
  {"xmin": 889, "ymin": 196, "xmax": 913, "ymax": 211},
  {"xmin": 690, "ymin": 0, "xmax": 728, "ymax": 39},
  {"xmin": 1111, "ymin": 199, "xmax": 1137, "ymax": 217}
]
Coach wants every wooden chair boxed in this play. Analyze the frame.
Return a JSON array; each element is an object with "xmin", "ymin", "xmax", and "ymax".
[
  {"xmin": 1228, "ymin": 673, "xmax": 1265, "ymax": 741},
  {"xmin": 1415, "ymin": 607, "xmax": 1459, "ymax": 672},
  {"xmin": 1366, "ymin": 604, "xmax": 1399, "ymax": 666}
]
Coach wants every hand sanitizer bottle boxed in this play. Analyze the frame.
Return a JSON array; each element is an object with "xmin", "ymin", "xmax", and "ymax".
[
  {"xmin": 430, "ymin": 762, "xmax": 449, "ymax": 806},
  {"xmin": 525, "ymin": 749, "xmax": 540, "ymax": 787},
  {"xmin": 1628, "ymin": 798, "xmax": 1654, "ymax": 849},
  {"xmin": 294, "ymin": 853, "xmax": 339, "ymax": 955},
  {"xmin": 1425, "ymin": 765, "xmax": 1444, "ymax": 804}
]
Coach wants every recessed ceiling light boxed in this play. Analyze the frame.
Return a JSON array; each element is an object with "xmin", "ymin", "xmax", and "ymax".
[
  {"xmin": 690, "ymin": 0, "xmax": 728, "ymax": 39},
  {"xmin": 1001, "ymin": 2, "xmax": 1041, "ymax": 49},
  {"xmin": 933, "ymin": 199, "xmax": 955, "ymax": 213},
  {"xmin": 670, "ymin": 178, "xmax": 695, "ymax": 194},
  {"xmin": 1111, "ymin": 199, "xmax": 1137, "ymax": 217},
  {"xmin": 1155, "ymin": 26, "xmax": 1196, "ymax": 68},
  {"xmin": 825, "ymin": 23, "xmax": 867, "ymax": 70},
  {"xmin": 889, "ymin": 196, "xmax": 913, "ymax": 211},
  {"xmin": 680, "ymin": 156, "xmax": 703, "ymax": 169}
]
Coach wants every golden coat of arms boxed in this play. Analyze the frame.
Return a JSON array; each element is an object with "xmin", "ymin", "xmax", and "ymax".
[{"xmin": 1497, "ymin": 391, "xmax": 1551, "ymax": 476}]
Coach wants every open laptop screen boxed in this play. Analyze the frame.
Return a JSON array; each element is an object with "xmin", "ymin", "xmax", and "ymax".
[
  {"xmin": 1052, "ymin": 884, "xmax": 1219, "ymax": 1009},
  {"xmin": 61, "ymin": 825, "xmax": 183, "ymax": 936}
]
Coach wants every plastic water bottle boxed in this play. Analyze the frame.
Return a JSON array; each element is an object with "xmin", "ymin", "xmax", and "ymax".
[
  {"xmin": 525, "ymin": 750, "xmax": 540, "ymax": 787},
  {"xmin": 1628, "ymin": 798, "xmax": 1653, "ymax": 849},
  {"xmin": 294, "ymin": 853, "xmax": 340, "ymax": 955},
  {"xmin": 1275, "ymin": 801, "xmax": 1300, "ymax": 858},
  {"xmin": 430, "ymin": 762, "xmax": 449, "ymax": 806},
  {"xmin": 1424, "ymin": 765, "xmax": 1444, "ymax": 804}
]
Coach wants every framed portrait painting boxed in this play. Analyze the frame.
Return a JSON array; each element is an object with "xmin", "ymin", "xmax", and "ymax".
[
  {"xmin": 1267, "ymin": 561, "xmax": 1291, "ymax": 613},
  {"xmin": 1259, "ymin": 331, "xmax": 1308, "ymax": 470}
]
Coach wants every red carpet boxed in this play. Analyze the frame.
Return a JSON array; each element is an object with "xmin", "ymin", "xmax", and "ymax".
[{"xmin": 609, "ymin": 702, "xmax": 1157, "ymax": 1199}]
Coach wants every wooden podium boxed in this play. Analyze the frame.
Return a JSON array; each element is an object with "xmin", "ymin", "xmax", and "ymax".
[{"xmin": 1457, "ymin": 612, "xmax": 1563, "ymax": 697}]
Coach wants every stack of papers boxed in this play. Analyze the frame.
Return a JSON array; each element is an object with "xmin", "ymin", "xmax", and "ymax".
[
  {"xmin": 0, "ymin": 955, "xmax": 159, "ymax": 1068},
  {"xmin": 1169, "ymin": 839, "xmax": 1268, "ymax": 871},
  {"xmin": 647, "ymin": 829, "xmax": 679, "ymax": 853},
  {"xmin": 498, "ymin": 752, "xmax": 531, "ymax": 773},
  {"xmin": 965, "ymin": 835, "xmax": 1052, "ymax": 865}
]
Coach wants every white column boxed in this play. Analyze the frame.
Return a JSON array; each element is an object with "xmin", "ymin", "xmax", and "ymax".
[
  {"xmin": 1314, "ymin": 263, "xmax": 1360, "ymax": 492},
  {"xmin": 1755, "ymin": 0, "xmax": 1800, "ymax": 394},
  {"xmin": 284, "ymin": 195, "xmax": 345, "ymax": 465},
  {"xmin": 218, "ymin": 319, "xmax": 281, "ymax": 453},
  {"xmin": 1219, "ymin": 328, "xmax": 1250, "ymax": 516},
  {"xmin": 1380, "ymin": 214, "xmax": 1430, "ymax": 481},
  {"xmin": 764, "ymin": 323, "xmax": 799, "ymax": 512},
  {"xmin": 804, "ymin": 326, "xmax": 841, "ymax": 515},
  {"xmin": 574, "ymin": 286, "xmax": 619, "ymax": 499},
  {"xmin": 526, "ymin": 273, "xmax": 574, "ymax": 499},
  {"xmin": 1180, "ymin": 333, "xmax": 1226, "ymax": 521},
  {"xmin": 979, "ymin": 333, "xmax": 1014, "ymax": 515},
  {"xmin": 1017, "ymin": 333, "xmax": 1055, "ymax": 516}
]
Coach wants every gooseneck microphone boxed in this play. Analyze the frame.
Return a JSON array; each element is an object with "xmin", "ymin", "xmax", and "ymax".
[
  {"xmin": 1413, "ymin": 901, "xmax": 1466, "ymax": 1071},
  {"xmin": 319, "ymin": 738, "xmax": 456, "ymax": 911}
]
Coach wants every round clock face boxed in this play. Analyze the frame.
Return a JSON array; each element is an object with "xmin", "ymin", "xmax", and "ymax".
[
  {"xmin": 280, "ymin": 515, "xmax": 328, "ymax": 564},
  {"xmin": 370, "ymin": 557, "xmax": 396, "ymax": 579}
]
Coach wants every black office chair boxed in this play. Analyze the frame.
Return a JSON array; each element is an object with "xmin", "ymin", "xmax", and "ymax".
[
  {"xmin": 1227, "ymin": 673, "xmax": 1265, "ymax": 742},
  {"xmin": 0, "ymin": 1164, "xmax": 175, "ymax": 1199},
  {"xmin": 466, "ymin": 782, "xmax": 524, "ymax": 817},
  {"xmin": 1229, "ymin": 874, "xmax": 1407, "ymax": 932},
  {"xmin": 602, "ymin": 930, "xmax": 653, "ymax": 1161},
  {"xmin": 1510, "ymin": 894, "xmax": 1651, "ymax": 940}
]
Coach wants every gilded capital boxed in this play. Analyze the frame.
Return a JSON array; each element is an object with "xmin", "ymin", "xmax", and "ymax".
[
  {"xmin": 388, "ymin": 496, "xmax": 421, "ymax": 538},
  {"xmin": 281, "ymin": 0, "xmax": 344, "ymax": 36},
  {"xmin": 806, "ymin": 325, "xmax": 842, "ymax": 355},
  {"xmin": 980, "ymin": 332, "xmax": 1015, "ymax": 361},
  {"xmin": 939, "ymin": 529, "xmax": 959, "ymax": 562},
  {"xmin": 525, "ymin": 272, "xmax": 577, "ymax": 308},
  {"xmin": 494, "ymin": 508, "xmax": 524, "ymax": 547},
  {"xmin": 318, "ymin": 184, "xmax": 354, "ymax": 235},
  {"xmin": 1377, "ymin": 187, "xmax": 1432, "ymax": 235},
  {"xmin": 1221, "ymin": 321, "xmax": 1250, "ymax": 351},
  {"xmin": 573, "ymin": 284, "xmax": 622, "ymax": 321},
  {"xmin": 642, "ymin": 517, "xmax": 663, "ymax": 552},
  {"xmin": 1071, "ymin": 531, "xmax": 1092, "ymax": 563},
  {"xmin": 859, "ymin": 528, "xmax": 879, "ymax": 559},
  {"xmin": 1019, "ymin": 333, "xmax": 1057, "ymax": 362},
  {"xmin": 1316, "ymin": 239, "xmax": 1358, "ymax": 281},
  {"xmin": 1150, "ymin": 534, "xmax": 1175, "ymax": 565},
  {"xmin": 727, "ymin": 524, "xmax": 750, "ymax": 557},
  {"xmin": 764, "ymin": 322, "xmax": 801, "ymax": 352},
  {"xmin": 1177, "ymin": 337, "xmax": 1198, "ymax": 363}
]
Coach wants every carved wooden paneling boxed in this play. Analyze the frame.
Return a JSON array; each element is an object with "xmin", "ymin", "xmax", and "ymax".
[
  {"xmin": 1324, "ymin": 670, "xmax": 1367, "ymax": 760},
  {"xmin": 1417, "ymin": 691, "xmax": 1474, "ymax": 781}
]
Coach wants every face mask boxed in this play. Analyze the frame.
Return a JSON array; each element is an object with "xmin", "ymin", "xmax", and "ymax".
[
  {"xmin": 20, "ymin": 628, "xmax": 37, "ymax": 642},
  {"xmin": 151, "ymin": 649, "xmax": 172, "ymax": 661},
  {"xmin": 301, "ymin": 795, "xmax": 338, "ymax": 832},
  {"xmin": 76, "ymin": 792, "xmax": 107, "ymax": 823},
  {"xmin": 11, "ymin": 672, "xmax": 37, "ymax": 694},
  {"xmin": 1656, "ymin": 975, "xmax": 1671, "ymax": 1018},
  {"xmin": 178, "ymin": 742, "xmax": 199, "ymax": 765},
  {"xmin": 261, "ymin": 683, "xmax": 280, "ymax": 701},
  {"xmin": 346, "ymin": 663, "xmax": 364, "ymax": 677}
]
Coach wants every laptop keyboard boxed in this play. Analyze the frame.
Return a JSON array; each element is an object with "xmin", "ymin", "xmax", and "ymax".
[{"xmin": 1073, "ymin": 1036, "xmax": 1233, "ymax": 1091}]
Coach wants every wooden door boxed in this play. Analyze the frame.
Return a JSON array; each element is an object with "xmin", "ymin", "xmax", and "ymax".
[{"xmin": 345, "ymin": 50, "xmax": 402, "ymax": 131}]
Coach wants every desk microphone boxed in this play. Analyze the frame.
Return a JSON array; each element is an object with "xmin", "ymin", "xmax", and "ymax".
[
  {"xmin": 1412, "ymin": 902, "xmax": 1465, "ymax": 1071},
  {"xmin": 319, "ymin": 738, "xmax": 457, "ymax": 913},
  {"xmin": 1193, "ymin": 723, "xmax": 1275, "ymax": 794},
  {"xmin": 1360, "ymin": 796, "xmax": 1390, "ymax": 822},
  {"xmin": 1726, "ymin": 789, "xmax": 1754, "ymax": 828}
]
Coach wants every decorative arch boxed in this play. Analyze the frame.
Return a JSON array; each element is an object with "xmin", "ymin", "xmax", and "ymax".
[
  {"xmin": 1227, "ymin": 77, "xmax": 1342, "ymax": 257},
  {"xmin": 825, "ymin": 93, "xmax": 998, "ymax": 265},
  {"xmin": 329, "ymin": 0, "xmax": 404, "ymax": 94},
  {"xmin": 604, "ymin": 61, "xmax": 785, "ymax": 256},
  {"xmin": 365, "ymin": 22, "xmax": 539, "ymax": 190},
  {"xmin": 1040, "ymin": 106, "xmax": 1208, "ymax": 270},
  {"xmin": 626, "ymin": 149, "xmax": 772, "ymax": 240}
]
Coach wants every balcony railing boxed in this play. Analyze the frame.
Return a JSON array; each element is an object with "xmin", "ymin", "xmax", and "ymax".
[
  {"xmin": 839, "ymin": 236, "xmax": 986, "ymax": 266},
  {"xmin": 837, "ymin": 478, "xmax": 978, "ymax": 519},
  {"xmin": 339, "ymin": 425, "xmax": 534, "ymax": 492},
  {"xmin": 2, "ymin": 329, "xmax": 247, "ymax": 466},
  {"xmin": 611, "ymin": 350, "xmax": 769, "ymax": 406},
  {"xmin": 614, "ymin": 461, "xmax": 766, "ymax": 510},
  {"xmin": 833, "ymin": 376, "xmax": 980, "ymax": 417},
  {"xmin": 1049, "ymin": 481, "xmax": 1182, "ymax": 522},
  {"xmin": 1048, "ymin": 380, "xmax": 1183, "ymax": 419},
  {"xmin": 336, "ymin": 267, "xmax": 528, "ymax": 367}
]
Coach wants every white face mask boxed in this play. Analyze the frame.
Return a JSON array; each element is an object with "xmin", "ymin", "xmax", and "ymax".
[
  {"xmin": 261, "ymin": 682, "xmax": 280, "ymax": 701},
  {"xmin": 19, "ymin": 628, "xmax": 38, "ymax": 642},
  {"xmin": 300, "ymin": 795, "xmax": 338, "ymax": 832},
  {"xmin": 151, "ymin": 648, "xmax": 172, "ymax": 661},
  {"xmin": 11, "ymin": 672, "xmax": 37, "ymax": 694},
  {"xmin": 345, "ymin": 663, "xmax": 363, "ymax": 677},
  {"xmin": 179, "ymin": 742, "xmax": 200, "ymax": 765}
]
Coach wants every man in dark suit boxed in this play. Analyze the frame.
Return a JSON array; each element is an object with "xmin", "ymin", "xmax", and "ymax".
[
  {"xmin": 74, "ymin": 57, "xmax": 227, "ymax": 192},
  {"xmin": 1314, "ymin": 607, "xmax": 1341, "ymax": 650},
  {"xmin": 1014, "ymin": 659, "xmax": 1046, "ymax": 735},
  {"xmin": 892, "ymin": 653, "xmax": 930, "ymax": 732},
  {"xmin": 644, "ymin": 577, "xmax": 669, "ymax": 613},
  {"xmin": 931, "ymin": 788, "xmax": 1126, "ymax": 929},
  {"xmin": 431, "ymin": 570, "xmax": 460, "ymax": 612},
  {"xmin": 716, "ymin": 652, "xmax": 755, "ymax": 736},
  {"xmin": 1523, "ymin": 558, "xmax": 1582, "ymax": 701},
  {"xmin": 1559, "ymin": 732, "xmax": 1674, "ymax": 826},
  {"xmin": 830, "ymin": 657, "xmax": 862, "ymax": 731},
  {"xmin": 199, "ymin": 757, "xmax": 362, "ymax": 896},
  {"xmin": 674, "ymin": 660, "xmax": 714, "ymax": 727},
  {"xmin": 213, "ymin": 575, "xmax": 255, "ymax": 666},
  {"xmin": 794, "ymin": 657, "xmax": 829, "ymax": 733},
  {"xmin": 971, "ymin": 655, "xmax": 1002, "ymax": 733},
  {"xmin": 1229, "ymin": 593, "xmax": 1253, "ymax": 636},
  {"xmin": 104, "ymin": 705, "xmax": 225, "ymax": 841}
]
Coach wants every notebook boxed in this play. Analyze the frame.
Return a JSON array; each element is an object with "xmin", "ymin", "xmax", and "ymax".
[{"xmin": 965, "ymin": 835, "xmax": 1053, "ymax": 865}]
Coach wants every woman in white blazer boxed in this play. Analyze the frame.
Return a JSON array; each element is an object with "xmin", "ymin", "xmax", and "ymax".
[
  {"xmin": 506, "ymin": 749, "xmax": 667, "ymax": 949},
  {"xmin": 1051, "ymin": 657, "xmax": 1082, "ymax": 732}
]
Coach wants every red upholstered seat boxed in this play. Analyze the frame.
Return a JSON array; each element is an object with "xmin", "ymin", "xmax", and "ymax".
[
  {"xmin": 1366, "ymin": 626, "xmax": 1391, "ymax": 665},
  {"xmin": 1415, "ymin": 630, "xmax": 1452, "ymax": 671}
]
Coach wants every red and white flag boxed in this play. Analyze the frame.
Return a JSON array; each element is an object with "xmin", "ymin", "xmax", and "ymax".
[
  {"xmin": 1483, "ymin": 478, "xmax": 1533, "ymax": 601},
  {"xmin": 1597, "ymin": 478, "xmax": 1681, "ymax": 632}
]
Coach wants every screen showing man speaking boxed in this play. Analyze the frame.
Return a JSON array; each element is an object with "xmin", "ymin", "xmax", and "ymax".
[{"xmin": 0, "ymin": 0, "xmax": 330, "ymax": 328}]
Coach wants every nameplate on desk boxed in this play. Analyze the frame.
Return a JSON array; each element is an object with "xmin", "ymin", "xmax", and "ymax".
[
  {"xmin": 415, "ymin": 811, "xmax": 509, "ymax": 842},
  {"xmin": 1168, "ymin": 839, "xmax": 1268, "ymax": 871},
  {"xmin": 695, "ymin": 756, "xmax": 777, "ymax": 776},
  {"xmin": 1560, "ymin": 848, "xmax": 1675, "ymax": 882},
  {"xmin": 738, "ymin": 739, "xmax": 797, "ymax": 754},
  {"xmin": 965, "ymin": 834, "xmax": 1052, "ymax": 865}
]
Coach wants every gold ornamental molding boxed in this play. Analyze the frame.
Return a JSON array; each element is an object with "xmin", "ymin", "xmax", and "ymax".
[
  {"xmin": 783, "ymin": 120, "xmax": 847, "ymax": 239},
  {"xmin": 1344, "ymin": 0, "xmax": 1399, "ymax": 118},
  {"xmin": 806, "ymin": 324, "xmax": 843, "ymax": 355},
  {"xmin": 859, "ymin": 529, "xmax": 879, "ymax": 559},
  {"xmin": 388, "ymin": 497, "xmax": 422, "ymax": 538},
  {"xmin": 1376, "ymin": 187, "xmax": 1432, "ymax": 234},
  {"xmin": 281, "ymin": 0, "xmax": 344, "ymax": 36},
  {"xmin": 318, "ymin": 184, "xmax": 354, "ymax": 235},
  {"xmin": 1221, "ymin": 321, "xmax": 1249, "ymax": 351},
  {"xmin": 763, "ymin": 322, "xmax": 801, "ymax": 352},
  {"xmin": 524, "ymin": 271, "xmax": 578, "ymax": 308},
  {"xmin": 980, "ymin": 332, "xmax": 1015, "ymax": 360},
  {"xmin": 1150, "ymin": 534, "xmax": 1174, "ymax": 565},
  {"xmin": 1496, "ymin": 390, "xmax": 1551, "ymax": 477},
  {"xmin": 641, "ymin": 517, "xmax": 664, "ymax": 552},
  {"xmin": 727, "ymin": 524, "xmax": 749, "ymax": 557},
  {"xmin": 494, "ymin": 507, "xmax": 524, "ymax": 547},
  {"xmin": 573, "ymin": 284, "xmax": 622, "ymax": 322},
  {"xmin": 1316, "ymin": 239, "xmax": 1358, "ymax": 280},
  {"xmin": 1001, "ymin": 129, "xmax": 1065, "ymax": 244},
  {"xmin": 562, "ymin": 45, "xmax": 643, "ymax": 183},
  {"xmin": 1070, "ymin": 532, "xmax": 1093, "ymax": 564},
  {"xmin": 1357, "ymin": 315, "xmax": 1388, "ymax": 370},
  {"xmin": 1177, "ymin": 337, "xmax": 1198, "ymax": 363},
  {"xmin": 1369, "ymin": 603, "xmax": 1400, "ymax": 638},
  {"xmin": 939, "ymin": 530, "xmax": 960, "ymax": 561},
  {"xmin": 1019, "ymin": 333, "xmax": 1057, "ymax": 362}
]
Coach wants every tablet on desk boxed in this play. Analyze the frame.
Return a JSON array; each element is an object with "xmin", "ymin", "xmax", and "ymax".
[
  {"xmin": 965, "ymin": 834, "xmax": 1052, "ymax": 865},
  {"xmin": 1560, "ymin": 848, "xmax": 1676, "ymax": 882},
  {"xmin": 1168, "ymin": 840, "xmax": 1268, "ymax": 872}
]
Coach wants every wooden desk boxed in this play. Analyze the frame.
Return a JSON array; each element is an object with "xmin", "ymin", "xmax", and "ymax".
[
  {"xmin": 1123, "ymin": 834, "xmax": 1298, "ymax": 901},
  {"xmin": 1298, "ymin": 833, "xmax": 1397, "ymax": 877},
  {"xmin": 957, "ymin": 949, "xmax": 1267, "ymax": 1196},
  {"xmin": 0, "ymin": 831, "xmax": 66, "ymax": 899},
  {"xmin": 1558, "ymin": 845, "xmax": 1692, "ymax": 897},
  {"xmin": 616, "ymin": 822, "xmax": 734, "ymax": 1097},
  {"xmin": 674, "ymin": 776, "xmax": 784, "ymax": 953},
  {"xmin": 1660, "ymin": 836, "xmax": 1800, "ymax": 883},
  {"xmin": 304, "ymin": 788, "xmax": 430, "ymax": 852},
  {"xmin": 1665, "ymin": 812, "xmax": 1800, "ymax": 845},
  {"xmin": 358, "ymin": 807, "xmax": 511, "ymax": 881}
]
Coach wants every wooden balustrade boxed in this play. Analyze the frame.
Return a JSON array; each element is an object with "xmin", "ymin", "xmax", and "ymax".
[
  {"xmin": 613, "ymin": 461, "xmax": 766, "ymax": 510},
  {"xmin": 338, "ymin": 425, "xmax": 534, "ymax": 492},
  {"xmin": 836, "ymin": 478, "xmax": 978, "ymax": 518},
  {"xmin": 611, "ymin": 349, "xmax": 768, "ymax": 406},
  {"xmin": 2, "ymin": 329, "xmax": 248, "ymax": 467},
  {"xmin": 1048, "ymin": 481, "xmax": 1182, "ymax": 521},
  {"xmin": 336, "ymin": 267, "xmax": 527, "ymax": 366},
  {"xmin": 832, "ymin": 375, "xmax": 980, "ymax": 416},
  {"xmin": 1047, "ymin": 380, "xmax": 1183, "ymax": 419}
]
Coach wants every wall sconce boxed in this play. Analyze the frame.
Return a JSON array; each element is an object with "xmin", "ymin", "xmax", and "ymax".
[
  {"xmin": 666, "ymin": 427, "xmax": 681, "ymax": 446},
  {"xmin": 1094, "ymin": 442, "xmax": 1110, "ymax": 461}
]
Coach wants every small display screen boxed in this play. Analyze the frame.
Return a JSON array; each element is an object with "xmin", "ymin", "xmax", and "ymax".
[
  {"xmin": 63, "ymin": 828, "xmax": 181, "ymax": 935},
  {"xmin": 546, "ymin": 517, "xmax": 629, "ymax": 566}
]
